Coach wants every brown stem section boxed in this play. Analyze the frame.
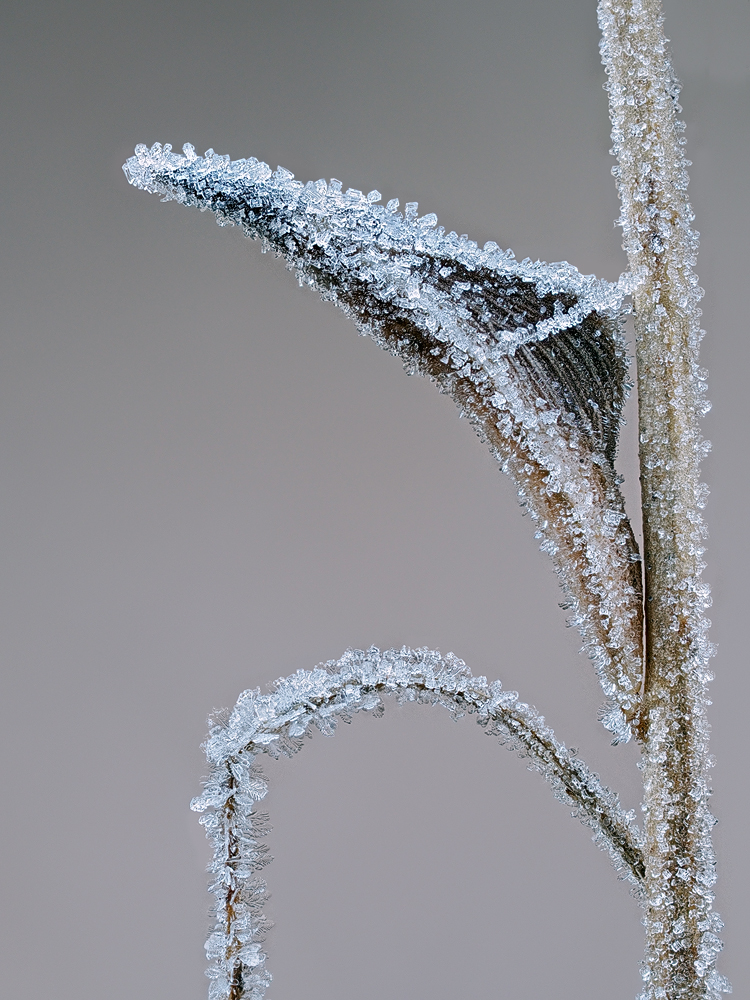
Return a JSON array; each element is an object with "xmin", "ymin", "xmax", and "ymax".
[
  {"xmin": 598, "ymin": 0, "xmax": 722, "ymax": 995},
  {"xmin": 223, "ymin": 770, "xmax": 245, "ymax": 1000}
]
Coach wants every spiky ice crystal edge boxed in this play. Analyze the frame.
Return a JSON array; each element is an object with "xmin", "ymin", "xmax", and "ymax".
[
  {"xmin": 191, "ymin": 646, "xmax": 645, "ymax": 1000},
  {"xmin": 124, "ymin": 141, "xmax": 629, "ymax": 343}
]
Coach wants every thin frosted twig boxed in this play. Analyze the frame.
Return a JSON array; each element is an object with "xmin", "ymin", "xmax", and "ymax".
[{"xmin": 191, "ymin": 646, "xmax": 645, "ymax": 1000}]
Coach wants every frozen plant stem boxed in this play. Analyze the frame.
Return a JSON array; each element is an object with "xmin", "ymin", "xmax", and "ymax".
[
  {"xmin": 123, "ymin": 1, "xmax": 727, "ymax": 998},
  {"xmin": 599, "ymin": 2, "xmax": 720, "ymax": 996}
]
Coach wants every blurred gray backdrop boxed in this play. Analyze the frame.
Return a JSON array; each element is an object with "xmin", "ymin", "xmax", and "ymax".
[{"xmin": 1, "ymin": 1, "xmax": 747, "ymax": 998}]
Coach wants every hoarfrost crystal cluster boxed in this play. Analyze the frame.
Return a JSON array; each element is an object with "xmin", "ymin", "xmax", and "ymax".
[{"xmin": 123, "ymin": 1, "xmax": 728, "ymax": 998}]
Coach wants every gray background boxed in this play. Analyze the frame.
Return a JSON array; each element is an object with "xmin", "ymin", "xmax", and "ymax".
[{"xmin": 1, "ymin": 1, "xmax": 747, "ymax": 997}]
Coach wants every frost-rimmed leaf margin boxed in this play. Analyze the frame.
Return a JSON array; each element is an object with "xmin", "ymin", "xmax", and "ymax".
[
  {"xmin": 124, "ymin": 142, "xmax": 645, "ymax": 740},
  {"xmin": 191, "ymin": 646, "xmax": 645, "ymax": 1000}
]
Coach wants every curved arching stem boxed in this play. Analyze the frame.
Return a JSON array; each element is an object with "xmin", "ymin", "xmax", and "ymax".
[{"xmin": 191, "ymin": 647, "xmax": 644, "ymax": 1000}]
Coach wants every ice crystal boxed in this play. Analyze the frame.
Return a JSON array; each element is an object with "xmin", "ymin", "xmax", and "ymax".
[
  {"xmin": 191, "ymin": 646, "xmax": 645, "ymax": 1000},
  {"xmin": 124, "ymin": 142, "xmax": 643, "ymax": 738}
]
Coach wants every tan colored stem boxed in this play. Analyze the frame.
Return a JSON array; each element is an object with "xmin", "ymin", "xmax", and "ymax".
[{"xmin": 598, "ymin": 1, "xmax": 723, "ymax": 996}]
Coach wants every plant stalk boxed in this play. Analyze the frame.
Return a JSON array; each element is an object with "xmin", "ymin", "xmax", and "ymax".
[{"xmin": 597, "ymin": 2, "xmax": 725, "ymax": 997}]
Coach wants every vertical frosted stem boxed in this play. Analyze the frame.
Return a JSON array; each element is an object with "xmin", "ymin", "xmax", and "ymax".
[{"xmin": 597, "ymin": 2, "xmax": 725, "ymax": 998}]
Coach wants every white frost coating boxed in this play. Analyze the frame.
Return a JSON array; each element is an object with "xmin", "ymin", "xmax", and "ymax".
[
  {"xmin": 124, "ymin": 143, "xmax": 644, "ymax": 738},
  {"xmin": 599, "ymin": 1, "xmax": 726, "ymax": 996},
  {"xmin": 191, "ymin": 646, "xmax": 645, "ymax": 1000}
]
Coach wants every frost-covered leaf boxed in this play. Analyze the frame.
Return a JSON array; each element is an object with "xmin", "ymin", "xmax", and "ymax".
[{"xmin": 124, "ymin": 143, "xmax": 644, "ymax": 737}]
